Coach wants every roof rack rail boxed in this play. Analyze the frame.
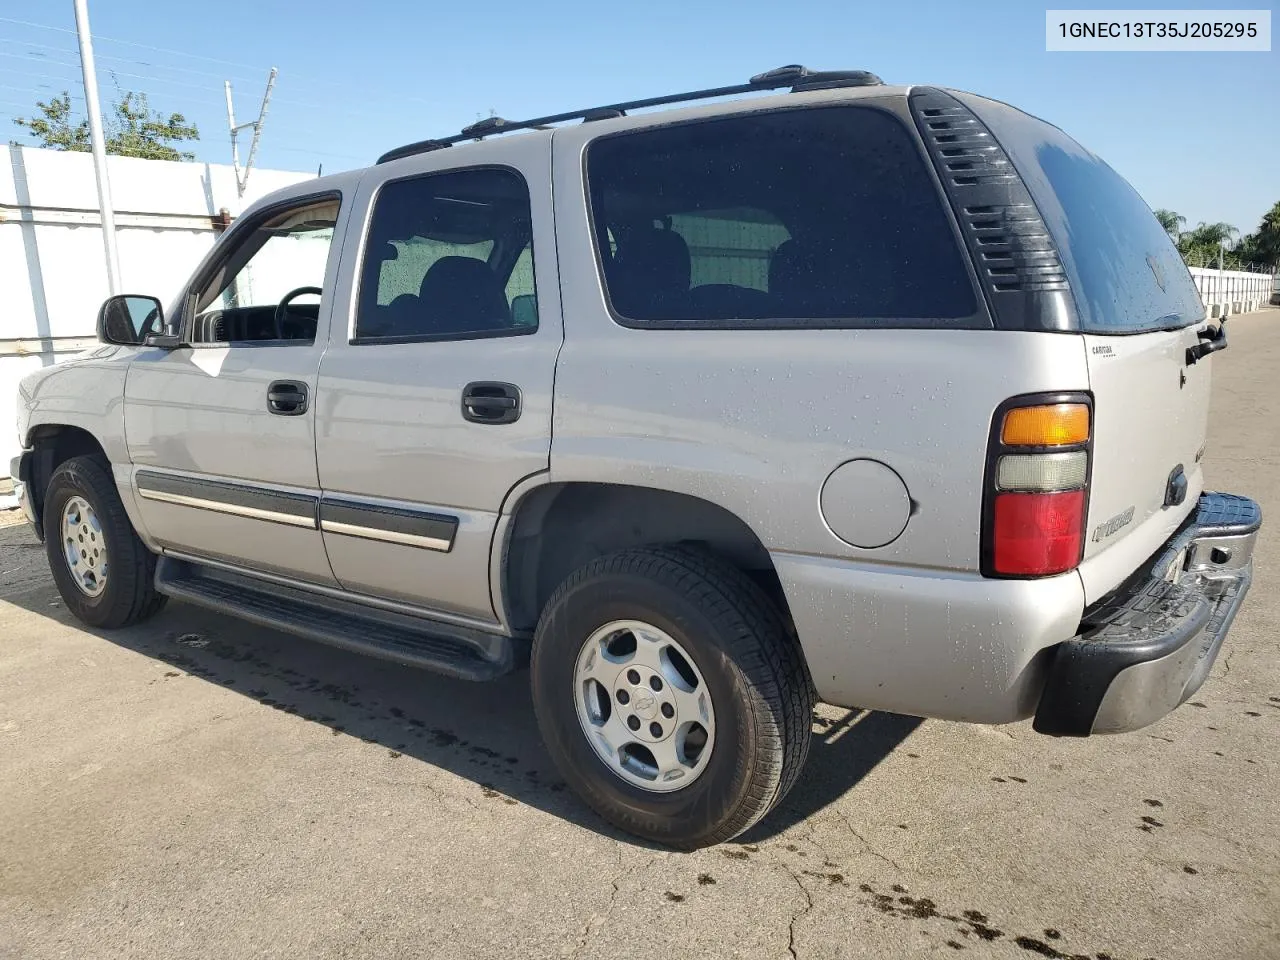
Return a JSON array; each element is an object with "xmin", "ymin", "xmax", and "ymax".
[{"xmin": 375, "ymin": 65, "xmax": 882, "ymax": 164}]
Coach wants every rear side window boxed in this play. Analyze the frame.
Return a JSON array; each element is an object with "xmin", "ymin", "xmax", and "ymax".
[
  {"xmin": 586, "ymin": 106, "xmax": 978, "ymax": 327},
  {"xmin": 355, "ymin": 167, "xmax": 536, "ymax": 342},
  {"xmin": 960, "ymin": 94, "xmax": 1203, "ymax": 333}
]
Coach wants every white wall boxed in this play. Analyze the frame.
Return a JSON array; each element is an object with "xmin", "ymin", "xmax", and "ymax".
[
  {"xmin": 1188, "ymin": 266, "xmax": 1275, "ymax": 318},
  {"xmin": 2, "ymin": 144, "xmax": 316, "ymax": 470}
]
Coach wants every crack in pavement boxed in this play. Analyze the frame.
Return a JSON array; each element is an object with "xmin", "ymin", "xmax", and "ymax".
[
  {"xmin": 831, "ymin": 808, "xmax": 904, "ymax": 871},
  {"xmin": 568, "ymin": 850, "xmax": 657, "ymax": 959},
  {"xmin": 779, "ymin": 860, "xmax": 815, "ymax": 960}
]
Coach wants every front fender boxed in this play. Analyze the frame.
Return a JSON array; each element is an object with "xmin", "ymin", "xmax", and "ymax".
[{"xmin": 18, "ymin": 344, "xmax": 133, "ymax": 463}]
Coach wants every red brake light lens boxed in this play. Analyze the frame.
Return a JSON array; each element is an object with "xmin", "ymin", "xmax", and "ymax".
[{"xmin": 991, "ymin": 490, "xmax": 1085, "ymax": 576}]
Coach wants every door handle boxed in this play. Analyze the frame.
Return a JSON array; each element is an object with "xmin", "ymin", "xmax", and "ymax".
[
  {"xmin": 267, "ymin": 380, "xmax": 309, "ymax": 416},
  {"xmin": 461, "ymin": 381, "xmax": 521, "ymax": 425}
]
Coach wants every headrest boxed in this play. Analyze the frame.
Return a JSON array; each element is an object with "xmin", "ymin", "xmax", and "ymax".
[
  {"xmin": 418, "ymin": 256, "xmax": 510, "ymax": 331},
  {"xmin": 617, "ymin": 228, "xmax": 691, "ymax": 292}
]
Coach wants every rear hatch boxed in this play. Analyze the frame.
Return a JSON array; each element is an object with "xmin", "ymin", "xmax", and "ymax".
[{"xmin": 962, "ymin": 94, "xmax": 1213, "ymax": 602}]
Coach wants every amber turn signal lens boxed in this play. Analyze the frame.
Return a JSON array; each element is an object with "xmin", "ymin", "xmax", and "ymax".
[{"xmin": 1001, "ymin": 403, "xmax": 1089, "ymax": 447}]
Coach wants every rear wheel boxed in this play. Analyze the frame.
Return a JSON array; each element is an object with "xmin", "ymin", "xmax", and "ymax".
[
  {"xmin": 531, "ymin": 546, "xmax": 814, "ymax": 849},
  {"xmin": 42, "ymin": 455, "xmax": 166, "ymax": 629}
]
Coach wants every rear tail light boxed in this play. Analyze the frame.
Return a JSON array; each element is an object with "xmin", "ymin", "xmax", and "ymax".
[
  {"xmin": 1000, "ymin": 403, "xmax": 1090, "ymax": 446},
  {"xmin": 983, "ymin": 397, "xmax": 1092, "ymax": 577}
]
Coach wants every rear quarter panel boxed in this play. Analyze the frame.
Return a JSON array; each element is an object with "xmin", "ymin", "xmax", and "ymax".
[
  {"xmin": 548, "ymin": 325, "xmax": 1091, "ymax": 570},
  {"xmin": 550, "ymin": 116, "xmax": 1092, "ymax": 573}
]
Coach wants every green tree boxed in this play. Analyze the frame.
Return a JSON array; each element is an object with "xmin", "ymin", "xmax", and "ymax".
[
  {"xmin": 13, "ymin": 90, "xmax": 199, "ymax": 161},
  {"xmin": 11, "ymin": 92, "xmax": 89, "ymax": 151},
  {"xmin": 1235, "ymin": 201, "xmax": 1280, "ymax": 269},
  {"xmin": 1177, "ymin": 221, "xmax": 1239, "ymax": 267},
  {"xmin": 1153, "ymin": 208, "xmax": 1185, "ymax": 241}
]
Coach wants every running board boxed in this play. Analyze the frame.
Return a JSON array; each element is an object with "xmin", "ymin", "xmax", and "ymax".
[{"xmin": 154, "ymin": 557, "xmax": 517, "ymax": 681}]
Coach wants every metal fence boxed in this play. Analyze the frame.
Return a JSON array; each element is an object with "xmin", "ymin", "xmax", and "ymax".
[{"xmin": 1182, "ymin": 251, "xmax": 1276, "ymax": 274}]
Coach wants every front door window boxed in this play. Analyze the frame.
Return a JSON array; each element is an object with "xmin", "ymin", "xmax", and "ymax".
[{"xmin": 189, "ymin": 197, "xmax": 339, "ymax": 344}]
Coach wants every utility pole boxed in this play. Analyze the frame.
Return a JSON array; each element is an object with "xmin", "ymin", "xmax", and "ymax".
[
  {"xmin": 73, "ymin": 0, "xmax": 120, "ymax": 295},
  {"xmin": 223, "ymin": 80, "xmax": 242, "ymax": 199},
  {"xmin": 225, "ymin": 67, "xmax": 277, "ymax": 200}
]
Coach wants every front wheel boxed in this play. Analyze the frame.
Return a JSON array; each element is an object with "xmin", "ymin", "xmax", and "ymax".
[
  {"xmin": 531, "ymin": 547, "xmax": 814, "ymax": 849},
  {"xmin": 42, "ymin": 455, "xmax": 166, "ymax": 629}
]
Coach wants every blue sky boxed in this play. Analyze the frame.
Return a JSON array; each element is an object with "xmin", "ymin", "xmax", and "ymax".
[{"xmin": 2, "ymin": 0, "xmax": 1276, "ymax": 234}]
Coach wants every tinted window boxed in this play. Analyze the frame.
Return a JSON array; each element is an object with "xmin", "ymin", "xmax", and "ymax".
[
  {"xmin": 962, "ymin": 95, "xmax": 1203, "ymax": 333},
  {"xmin": 586, "ymin": 106, "xmax": 977, "ymax": 326},
  {"xmin": 356, "ymin": 168, "xmax": 536, "ymax": 341}
]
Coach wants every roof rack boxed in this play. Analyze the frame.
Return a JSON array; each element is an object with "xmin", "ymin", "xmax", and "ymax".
[{"xmin": 375, "ymin": 65, "xmax": 883, "ymax": 164}]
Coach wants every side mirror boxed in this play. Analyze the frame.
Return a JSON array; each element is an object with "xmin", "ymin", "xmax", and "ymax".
[
  {"xmin": 511, "ymin": 294, "xmax": 539, "ymax": 328},
  {"xmin": 97, "ymin": 295, "xmax": 166, "ymax": 346}
]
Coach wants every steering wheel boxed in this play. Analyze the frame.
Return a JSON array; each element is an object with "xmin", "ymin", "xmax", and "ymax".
[{"xmin": 274, "ymin": 286, "xmax": 323, "ymax": 339}]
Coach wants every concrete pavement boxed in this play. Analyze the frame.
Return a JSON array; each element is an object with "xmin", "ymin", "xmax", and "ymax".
[{"xmin": 2, "ymin": 311, "xmax": 1278, "ymax": 960}]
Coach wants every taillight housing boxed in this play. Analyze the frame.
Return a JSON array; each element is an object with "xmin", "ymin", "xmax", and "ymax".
[{"xmin": 982, "ymin": 394, "xmax": 1092, "ymax": 578}]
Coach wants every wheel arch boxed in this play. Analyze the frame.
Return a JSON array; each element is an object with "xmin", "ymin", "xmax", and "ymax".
[
  {"xmin": 497, "ymin": 481, "xmax": 794, "ymax": 636},
  {"xmin": 22, "ymin": 424, "xmax": 112, "ymax": 536}
]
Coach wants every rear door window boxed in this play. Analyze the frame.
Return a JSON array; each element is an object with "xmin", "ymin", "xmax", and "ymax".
[
  {"xmin": 958, "ymin": 94, "xmax": 1203, "ymax": 334},
  {"xmin": 585, "ymin": 106, "xmax": 980, "ymax": 328},
  {"xmin": 355, "ymin": 167, "xmax": 536, "ymax": 342}
]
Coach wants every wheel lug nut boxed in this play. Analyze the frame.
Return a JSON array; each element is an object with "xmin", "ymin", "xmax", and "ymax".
[
  {"xmin": 616, "ymin": 689, "xmax": 630, "ymax": 705},
  {"xmin": 649, "ymin": 676, "xmax": 663, "ymax": 692},
  {"xmin": 649, "ymin": 722, "xmax": 663, "ymax": 738},
  {"xmin": 627, "ymin": 715, "xmax": 641, "ymax": 731},
  {"xmin": 626, "ymin": 669, "xmax": 641, "ymax": 685},
  {"xmin": 661, "ymin": 703, "xmax": 674, "ymax": 718}
]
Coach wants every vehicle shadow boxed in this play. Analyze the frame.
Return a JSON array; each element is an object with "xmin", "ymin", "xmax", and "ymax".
[
  {"xmin": 742, "ymin": 709, "xmax": 924, "ymax": 842},
  {"xmin": 1, "ymin": 535, "xmax": 922, "ymax": 847}
]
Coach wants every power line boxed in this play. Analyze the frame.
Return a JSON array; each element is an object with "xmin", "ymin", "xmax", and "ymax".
[
  {"xmin": 0, "ymin": 15, "xmax": 268, "ymax": 72},
  {"xmin": 0, "ymin": 69, "xmax": 86, "ymax": 88},
  {"xmin": 0, "ymin": 19, "xmax": 412, "ymax": 169},
  {"xmin": 0, "ymin": 15, "xmax": 437, "ymax": 105},
  {"xmin": 0, "ymin": 51, "xmax": 401, "ymax": 121},
  {"xmin": 0, "ymin": 36, "xmax": 265, "ymax": 85},
  {"xmin": 0, "ymin": 83, "xmax": 81, "ymax": 99},
  {"xmin": 0, "ymin": 50, "xmax": 80, "ymax": 69},
  {"xmin": 212, "ymin": 137, "xmax": 368, "ymax": 164},
  {"xmin": 0, "ymin": 37, "xmax": 77, "ymax": 56}
]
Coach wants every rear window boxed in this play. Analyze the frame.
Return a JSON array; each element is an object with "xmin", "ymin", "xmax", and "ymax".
[
  {"xmin": 960, "ymin": 94, "xmax": 1203, "ymax": 334},
  {"xmin": 586, "ymin": 106, "xmax": 979, "ymax": 327}
]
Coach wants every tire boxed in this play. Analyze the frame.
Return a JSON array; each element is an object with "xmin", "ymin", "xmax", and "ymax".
[
  {"xmin": 42, "ymin": 455, "xmax": 166, "ymax": 629},
  {"xmin": 531, "ymin": 546, "xmax": 814, "ymax": 849}
]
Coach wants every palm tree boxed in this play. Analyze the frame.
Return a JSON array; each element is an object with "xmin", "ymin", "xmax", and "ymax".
[
  {"xmin": 1178, "ymin": 221, "xmax": 1240, "ymax": 267},
  {"xmin": 1191, "ymin": 221, "xmax": 1239, "ymax": 247},
  {"xmin": 1235, "ymin": 201, "xmax": 1280, "ymax": 269},
  {"xmin": 1153, "ymin": 208, "xmax": 1185, "ymax": 241}
]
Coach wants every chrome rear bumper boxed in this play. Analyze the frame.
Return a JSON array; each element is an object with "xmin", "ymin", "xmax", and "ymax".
[{"xmin": 1034, "ymin": 492, "xmax": 1260, "ymax": 736}]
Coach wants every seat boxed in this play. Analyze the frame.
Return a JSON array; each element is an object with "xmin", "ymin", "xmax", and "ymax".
[
  {"xmin": 406, "ymin": 256, "xmax": 512, "ymax": 337},
  {"xmin": 685, "ymin": 284, "xmax": 772, "ymax": 319},
  {"xmin": 769, "ymin": 239, "xmax": 816, "ymax": 296},
  {"xmin": 608, "ymin": 228, "xmax": 691, "ymax": 320}
]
